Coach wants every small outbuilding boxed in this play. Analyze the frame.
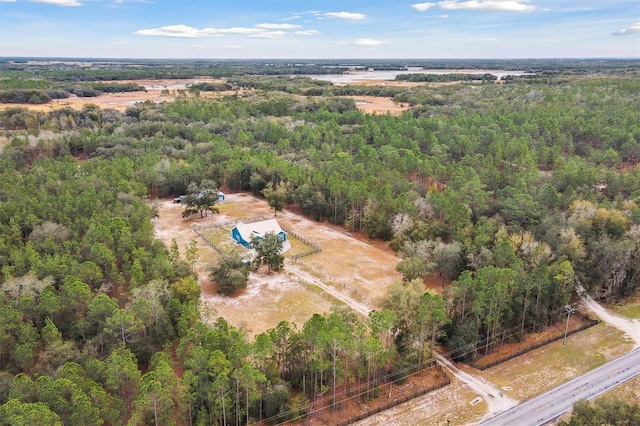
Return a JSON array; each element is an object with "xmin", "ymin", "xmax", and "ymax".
[{"xmin": 232, "ymin": 219, "xmax": 287, "ymax": 248}]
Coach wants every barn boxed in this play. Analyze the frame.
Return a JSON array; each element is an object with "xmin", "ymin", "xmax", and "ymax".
[{"xmin": 232, "ymin": 219, "xmax": 287, "ymax": 248}]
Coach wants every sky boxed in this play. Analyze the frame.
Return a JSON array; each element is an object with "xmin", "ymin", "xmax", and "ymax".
[{"xmin": 0, "ymin": 0, "xmax": 638, "ymax": 59}]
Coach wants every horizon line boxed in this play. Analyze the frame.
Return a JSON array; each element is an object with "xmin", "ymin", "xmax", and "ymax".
[{"xmin": 2, "ymin": 56, "xmax": 639, "ymax": 61}]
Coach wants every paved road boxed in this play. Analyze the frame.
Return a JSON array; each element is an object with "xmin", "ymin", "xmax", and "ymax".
[{"xmin": 480, "ymin": 347, "xmax": 640, "ymax": 426}]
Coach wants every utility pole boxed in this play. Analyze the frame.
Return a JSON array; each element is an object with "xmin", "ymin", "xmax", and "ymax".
[{"xmin": 563, "ymin": 304, "xmax": 575, "ymax": 346}]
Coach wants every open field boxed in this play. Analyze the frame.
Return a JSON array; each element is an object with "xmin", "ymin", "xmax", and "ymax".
[
  {"xmin": 153, "ymin": 193, "xmax": 402, "ymax": 337},
  {"xmin": 0, "ymin": 77, "xmax": 417, "ymax": 115},
  {"xmin": 354, "ymin": 96, "xmax": 411, "ymax": 115},
  {"xmin": 211, "ymin": 193, "xmax": 402, "ymax": 307},
  {"xmin": 0, "ymin": 78, "xmax": 229, "ymax": 113},
  {"xmin": 471, "ymin": 315, "xmax": 597, "ymax": 369},
  {"xmin": 479, "ymin": 323, "xmax": 634, "ymax": 402}
]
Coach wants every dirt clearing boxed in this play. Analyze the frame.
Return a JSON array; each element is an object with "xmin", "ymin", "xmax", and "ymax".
[
  {"xmin": 0, "ymin": 78, "xmax": 230, "ymax": 113},
  {"xmin": 153, "ymin": 193, "xmax": 402, "ymax": 338},
  {"xmin": 0, "ymin": 77, "xmax": 419, "ymax": 115},
  {"xmin": 353, "ymin": 96, "xmax": 411, "ymax": 115}
]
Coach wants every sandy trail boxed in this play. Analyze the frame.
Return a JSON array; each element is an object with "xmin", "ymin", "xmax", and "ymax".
[
  {"xmin": 287, "ymin": 264, "xmax": 372, "ymax": 317},
  {"xmin": 437, "ymin": 355, "xmax": 518, "ymax": 420},
  {"xmin": 576, "ymin": 284, "xmax": 640, "ymax": 348}
]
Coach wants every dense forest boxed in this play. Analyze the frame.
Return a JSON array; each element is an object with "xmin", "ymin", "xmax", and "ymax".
[{"xmin": 0, "ymin": 59, "xmax": 639, "ymax": 425}]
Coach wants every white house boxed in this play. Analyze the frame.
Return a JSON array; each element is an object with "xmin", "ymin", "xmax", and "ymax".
[{"xmin": 231, "ymin": 219, "xmax": 287, "ymax": 248}]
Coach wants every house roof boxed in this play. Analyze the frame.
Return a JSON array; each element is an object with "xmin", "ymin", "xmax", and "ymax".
[{"xmin": 234, "ymin": 219, "xmax": 285, "ymax": 242}]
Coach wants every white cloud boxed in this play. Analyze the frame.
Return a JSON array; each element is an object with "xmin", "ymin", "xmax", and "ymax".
[
  {"xmin": 28, "ymin": 0, "xmax": 82, "ymax": 6},
  {"xmin": 293, "ymin": 29, "xmax": 321, "ymax": 36},
  {"xmin": 249, "ymin": 31, "xmax": 286, "ymax": 39},
  {"xmin": 438, "ymin": 1, "xmax": 535, "ymax": 12},
  {"xmin": 612, "ymin": 22, "xmax": 640, "ymax": 36},
  {"xmin": 0, "ymin": 0, "xmax": 17, "ymax": 3},
  {"xmin": 282, "ymin": 14, "xmax": 301, "ymax": 22},
  {"xmin": 114, "ymin": 0, "xmax": 154, "ymax": 3},
  {"xmin": 135, "ymin": 25, "xmax": 218, "ymax": 38},
  {"xmin": 412, "ymin": 3, "xmax": 436, "ymax": 11},
  {"xmin": 218, "ymin": 27, "xmax": 263, "ymax": 35},
  {"xmin": 255, "ymin": 23, "xmax": 301, "ymax": 30},
  {"xmin": 353, "ymin": 38, "xmax": 387, "ymax": 46},
  {"xmin": 135, "ymin": 24, "xmax": 313, "ymax": 39},
  {"xmin": 326, "ymin": 11, "xmax": 367, "ymax": 20},
  {"xmin": 413, "ymin": 0, "xmax": 534, "ymax": 12}
]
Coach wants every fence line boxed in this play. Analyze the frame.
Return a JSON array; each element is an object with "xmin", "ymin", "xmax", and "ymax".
[
  {"xmin": 291, "ymin": 258, "xmax": 370, "ymax": 305},
  {"xmin": 192, "ymin": 217, "xmax": 323, "ymax": 260},
  {"xmin": 192, "ymin": 228, "xmax": 224, "ymax": 254},
  {"xmin": 281, "ymin": 225, "xmax": 321, "ymax": 259},
  {"xmin": 331, "ymin": 365, "xmax": 451, "ymax": 426},
  {"xmin": 193, "ymin": 215, "xmax": 272, "ymax": 232},
  {"xmin": 469, "ymin": 317, "xmax": 600, "ymax": 370}
]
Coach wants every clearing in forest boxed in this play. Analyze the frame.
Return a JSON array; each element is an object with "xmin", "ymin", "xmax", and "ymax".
[{"xmin": 153, "ymin": 193, "xmax": 402, "ymax": 338}]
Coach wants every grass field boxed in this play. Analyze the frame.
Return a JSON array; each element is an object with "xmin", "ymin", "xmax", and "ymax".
[
  {"xmin": 480, "ymin": 323, "xmax": 634, "ymax": 401},
  {"xmin": 606, "ymin": 291, "xmax": 640, "ymax": 319}
]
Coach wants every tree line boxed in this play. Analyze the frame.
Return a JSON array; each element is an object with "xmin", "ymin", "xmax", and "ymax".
[{"xmin": 0, "ymin": 82, "xmax": 144, "ymax": 105}]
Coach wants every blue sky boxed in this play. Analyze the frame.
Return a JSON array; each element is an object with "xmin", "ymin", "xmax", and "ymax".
[{"xmin": 0, "ymin": 0, "xmax": 638, "ymax": 59}]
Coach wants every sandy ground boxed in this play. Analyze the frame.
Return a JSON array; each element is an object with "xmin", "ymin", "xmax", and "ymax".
[
  {"xmin": 353, "ymin": 96, "xmax": 411, "ymax": 115},
  {"xmin": 152, "ymin": 193, "xmax": 402, "ymax": 337},
  {"xmin": 577, "ymin": 284, "xmax": 640, "ymax": 348},
  {"xmin": 352, "ymin": 380, "xmax": 485, "ymax": 426},
  {"xmin": 0, "ymin": 77, "xmax": 415, "ymax": 115},
  {"xmin": 437, "ymin": 355, "xmax": 518, "ymax": 421},
  {"xmin": 0, "ymin": 78, "xmax": 228, "ymax": 113}
]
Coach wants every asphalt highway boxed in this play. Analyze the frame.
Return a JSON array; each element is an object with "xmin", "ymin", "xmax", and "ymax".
[{"xmin": 479, "ymin": 347, "xmax": 640, "ymax": 426}]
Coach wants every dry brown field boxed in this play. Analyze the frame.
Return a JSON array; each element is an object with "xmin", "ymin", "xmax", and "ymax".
[
  {"xmin": 0, "ymin": 77, "xmax": 420, "ymax": 115},
  {"xmin": 0, "ymin": 78, "xmax": 229, "ymax": 113}
]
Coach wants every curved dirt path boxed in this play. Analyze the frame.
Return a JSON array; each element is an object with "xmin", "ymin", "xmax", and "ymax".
[
  {"xmin": 576, "ymin": 284, "xmax": 640, "ymax": 348},
  {"xmin": 437, "ymin": 355, "xmax": 518, "ymax": 420}
]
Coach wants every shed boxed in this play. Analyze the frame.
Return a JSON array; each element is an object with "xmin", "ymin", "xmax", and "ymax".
[{"xmin": 232, "ymin": 219, "xmax": 287, "ymax": 247}]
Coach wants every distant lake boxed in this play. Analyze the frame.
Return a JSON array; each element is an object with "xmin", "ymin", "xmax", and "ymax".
[{"xmin": 303, "ymin": 68, "xmax": 532, "ymax": 83}]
